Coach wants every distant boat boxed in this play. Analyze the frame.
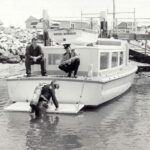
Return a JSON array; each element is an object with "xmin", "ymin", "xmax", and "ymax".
[
  {"xmin": 48, "ymin": 28, "xmax": 99, "ymax": 45},
  {"xmin": 5, "ymin": 38, "xmax": 137, "ymax": 114},
  {"xmin": 37, "ymin": 27, "xmax": 99, "ymax": 46}
]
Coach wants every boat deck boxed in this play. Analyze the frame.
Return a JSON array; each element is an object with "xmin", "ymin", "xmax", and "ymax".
[
  {"xmin": 4, "ymin": 102, "xmax": 84, "ymax": 114},
  {"xmin": 7, "ymin": 64, "xmax": 137, "ymax": 83}
]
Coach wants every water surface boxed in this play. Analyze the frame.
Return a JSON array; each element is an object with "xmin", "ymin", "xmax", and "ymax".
[{"xmin": 0, "ymin": 74, "xmax": 150, "ymax": 150}]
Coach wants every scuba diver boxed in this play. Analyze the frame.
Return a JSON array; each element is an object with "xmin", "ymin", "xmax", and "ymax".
[{"xmin": 30, "ymin": 80, "xmax": 59, "ymax": 118}]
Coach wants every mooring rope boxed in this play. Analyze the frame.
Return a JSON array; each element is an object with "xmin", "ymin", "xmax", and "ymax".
[{"xmin": 77, "ymin": 76, "xmax": 87, "ymax": 110}]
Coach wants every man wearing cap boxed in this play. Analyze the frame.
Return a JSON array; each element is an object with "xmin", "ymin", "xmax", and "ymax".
[
  {"xmin": 25, "ymin": 38, "xmax": 47, "ymax": 77},
  {"xmin": 58, "ymin": 42, "xmax": 80, "ymax": 78}
]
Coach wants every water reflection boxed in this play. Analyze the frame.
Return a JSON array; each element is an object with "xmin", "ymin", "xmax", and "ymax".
[
  {"xmin": 26, "ymin": 115, "xmax": 82, "ymax": 150},
  {"xmin": 26, "ymin": 115, "xmax": 59, "ymax": 150}
]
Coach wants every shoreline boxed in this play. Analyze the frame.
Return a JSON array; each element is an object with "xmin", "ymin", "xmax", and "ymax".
[{"xmin": 0, "ymin": 63, "xmax": 25, "ymax": 78}]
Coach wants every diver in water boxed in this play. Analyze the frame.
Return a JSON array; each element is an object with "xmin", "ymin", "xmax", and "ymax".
[{"xmin": 30, "ymin": 81, "xmax": 59, "ymax": 118}]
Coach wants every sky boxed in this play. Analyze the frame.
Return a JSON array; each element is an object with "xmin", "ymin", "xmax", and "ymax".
[{"xmin": 0, "ymin": 0, "xmax": 149, "ymax": 28}]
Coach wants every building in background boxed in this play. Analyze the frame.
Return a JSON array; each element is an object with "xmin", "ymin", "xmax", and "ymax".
[
  {"xmin": 116, "ymin": 21, "xmax": 137, "ymax": 33},
  {"xmin": 0, "ymin": 20, "xmax": 3, "ymax": 26},
  {"xmin": 0, "ymin": 19, "xmax": 4, "ymax": 30},
  {"xmin": 137, "ymin": 26, "xmax": 147, "ymax": 34},
  {"xmin": 25, "ymin": 16, "xmax": 39, "ymax": 29},
  {"xmin": 25, "ymin": 16, "xmax": 99, "ymax": 31}
]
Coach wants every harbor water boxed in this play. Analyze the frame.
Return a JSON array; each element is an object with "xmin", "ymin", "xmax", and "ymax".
[{"xmin": 0, "ymin": 65, "xmax": 150, "ymax": 150}]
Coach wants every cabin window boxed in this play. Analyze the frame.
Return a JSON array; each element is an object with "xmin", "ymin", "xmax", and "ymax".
[
  {"xmin": 100, "ymin": 52, "xmax": 109, "ymax": 70},
  {"xmin": 48, "ymin": 54, "xmax": 62, "ymax": 65},
  {"xmin": 111, "ymin": 52, "xmax": 118, "ymax": 68},
  {"xmin": 120, "ymin": 51, "xmax": 124, "ymax": 65}
]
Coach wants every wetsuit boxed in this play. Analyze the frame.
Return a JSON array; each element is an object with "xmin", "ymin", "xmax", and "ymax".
[
  {"xmin": 40, "ymin": 84, "xmax": 59, "ymax": 108},
  {"xmin": 32, "ymin": 84, "xmax": 59, "ymax": 117}
]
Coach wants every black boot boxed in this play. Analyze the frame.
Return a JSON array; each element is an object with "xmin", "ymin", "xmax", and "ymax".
[
  {"xmin": 27, "ymin": 74, "xmax": 31, "ymax": 77},
  {"xmin": 67, "ymin": 72, "xmax": 72, "ymax": 77}
]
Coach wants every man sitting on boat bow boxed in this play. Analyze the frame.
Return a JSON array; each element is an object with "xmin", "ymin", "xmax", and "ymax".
[
  {"xmin": 59, "ymin": 42, "xmax": 80, "ymax": 78},
  {"xmin": 25, "ymin": 38, "xmax": 47, "ymax": 77}
]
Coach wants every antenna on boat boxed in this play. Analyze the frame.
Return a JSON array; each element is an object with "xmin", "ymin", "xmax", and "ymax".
[
  {"xmin": 99, "ymin": 11, "xmax": 108, "ymax": 38},
  {"xmin": 42, "ymin": 9, "xmax": 50, "ymax": 46}
]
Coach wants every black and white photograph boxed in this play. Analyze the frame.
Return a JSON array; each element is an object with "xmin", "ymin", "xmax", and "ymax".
[{"xmin": 0, "ymin": 0, "xmax": 150, "ymax": 149}]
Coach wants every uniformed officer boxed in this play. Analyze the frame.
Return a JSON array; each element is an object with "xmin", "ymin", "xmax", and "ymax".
[{"xmin": 58, "ymin": 42, "xmax": 80, "ymax": 78}]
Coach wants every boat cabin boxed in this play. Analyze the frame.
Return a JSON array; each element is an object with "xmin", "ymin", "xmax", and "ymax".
[{"xmin": 32, "ymin": 38, "xmax": 128, "ymax": 77}]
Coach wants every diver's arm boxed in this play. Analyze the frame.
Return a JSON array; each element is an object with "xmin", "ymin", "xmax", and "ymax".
[{"xmin": 50, "ymin": 89, "xmax": 59, "ymax": 108}]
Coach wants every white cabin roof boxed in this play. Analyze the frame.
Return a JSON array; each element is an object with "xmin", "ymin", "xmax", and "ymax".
[{"xmin": 40, "ymin": 38, "xmax": 128, "ymax": 77}]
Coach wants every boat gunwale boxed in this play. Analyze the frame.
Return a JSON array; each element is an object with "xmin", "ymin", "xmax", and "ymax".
[{"xmin": 6, "ymin": 66, "xmax": 137, "ymax": 84}]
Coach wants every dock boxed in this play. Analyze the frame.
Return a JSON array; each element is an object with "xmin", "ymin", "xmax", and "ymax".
[
  {"xmin": 131, "ymin": 60, "xmax": 150, "ymax": 72},
  {"xmin": 129, "ymin": 42, "xmax": 150, "ymax": 72},
  {"xmin": 118, "ymin": 33, "xmax": 150, "ymax": 72}
]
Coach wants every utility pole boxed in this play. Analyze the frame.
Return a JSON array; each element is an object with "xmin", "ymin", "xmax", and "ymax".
[
  {"xmin": 116, "ymin": 18, "xmax": 118, "ymax": 34},
  {"xmin": 133, "ymin": 8, "xmax": 136, "ymax": 33},
  {"xmin": 113, "ymin": 0, "xmax": 116, "ymax": 32},
  {"xmin": 81, "ymin": 10, "xmax": 83, "ymax": 29}
]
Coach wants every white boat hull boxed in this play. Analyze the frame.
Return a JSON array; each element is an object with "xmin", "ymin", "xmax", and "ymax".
[{"xmin": 6, "ymin": 72, "xmax": 135, "ymax": 106}]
